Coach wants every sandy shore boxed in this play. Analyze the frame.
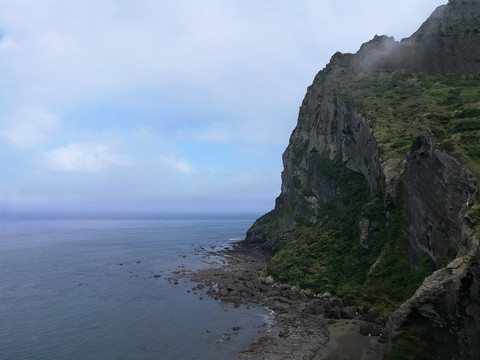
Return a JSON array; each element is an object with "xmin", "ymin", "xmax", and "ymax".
[{"xmin": 172, "ymin": 242, "xmax": 386, "ymax": 360}]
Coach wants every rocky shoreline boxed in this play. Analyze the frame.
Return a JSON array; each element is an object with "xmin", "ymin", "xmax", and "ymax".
[{"xmin": 173, "ymin": 242, "xmax": 386, "ymax": 360}]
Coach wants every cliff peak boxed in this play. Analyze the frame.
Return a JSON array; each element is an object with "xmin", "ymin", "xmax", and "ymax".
[{"xmin": 342, "ymin": 0, "xmax": 480, "ymax": 75}]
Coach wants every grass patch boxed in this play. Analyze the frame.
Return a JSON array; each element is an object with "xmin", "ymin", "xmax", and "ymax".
[
  {"xmin": 467, "ymin": 206, "xmax": 480, "ymax": 235},
  {"xmin": 342, "ymin": 70, "xmax": 480, "ymax": 177},
  {"xmin": 387, "ymin": 331, "xmax": 430, "ymax": 360}
]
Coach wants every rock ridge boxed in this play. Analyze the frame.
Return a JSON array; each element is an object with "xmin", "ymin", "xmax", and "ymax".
[{"xmin": 245, "ymin": 0, "xmax": 480, "ymax": 357}]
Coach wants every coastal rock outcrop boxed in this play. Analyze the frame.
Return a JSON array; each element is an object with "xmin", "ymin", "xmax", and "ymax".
[{"xmin": 245, "ymin": 0, "xmax": 480, "ymax": 357}]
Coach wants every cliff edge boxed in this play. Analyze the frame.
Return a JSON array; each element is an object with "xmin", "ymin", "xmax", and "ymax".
[{"xmin": 245, "ymin": 0, "xmax": 480, "ymax": 358}]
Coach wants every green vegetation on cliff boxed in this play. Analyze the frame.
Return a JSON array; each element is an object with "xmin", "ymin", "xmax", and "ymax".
[
  {"xmin": 266, "ymin": 152, "xmax": 371, "ymax": 303},
  {"xmin": 342, "ymin": 70, "xmax": 480, "ymax": 176},
  {"xmin": 387, "ymin": 331, "xmax": 431, "ymax": 360},
  {"xmin": 258, "ymin": 70, "xmax": 478, "ymax": 317},
  {"xmin": 467, "ymin": 206, "xmax": 480, "ymax": 235},
  {"xmin": 266, "ymin": 152, "xmax": 434, "ymax": 314}
]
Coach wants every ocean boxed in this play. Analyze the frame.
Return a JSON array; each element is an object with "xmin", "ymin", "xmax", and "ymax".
[{"xmin": 0, "ymin": 213, "xmax": 271, "ymax": 360}]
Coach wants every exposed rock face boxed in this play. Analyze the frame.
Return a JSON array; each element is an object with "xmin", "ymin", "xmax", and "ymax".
[
  {"xmin": 279, "ymin": 68, "xmax": 383, "ymax": 211},
  {"xmin": 247, "ymin": 0, "xmax": 480, "ymax": 247},
  {"xmin": 348, "ymin": 0, "xmax": 480, "ymax": 75},
  {"xmin": 281, "ymin": 68, "xmax": 383, "ymax": 194},
  {"xmin": 386, "ymin": 248, "xmax": 480, "ymax": 360},
  {"xmin": 359, "ymin": 218, "xmax": 371, "ymax": 249},
  {"xmin": 245, "ymin": 1, "xmax": 480, "ymax": 357},
  {"xmin": 402, "ymin": 128, "xmax": 479, "ymax": 265},
  {"xmin": 404, "ymin": 0, "xmax": 480, "ymax": 75},
  {"xmin": 245, "ymin": 69, "xmax": 383, "ymax": 246}
]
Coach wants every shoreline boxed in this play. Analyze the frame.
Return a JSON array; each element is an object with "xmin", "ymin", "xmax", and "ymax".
[{"xmin": 174, "ymin": 241, "xmax": 386, "ymax": 360}]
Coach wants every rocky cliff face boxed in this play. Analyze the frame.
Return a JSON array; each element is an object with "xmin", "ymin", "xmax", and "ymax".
[
  {"xmin": 386, "ymin": 248, "xmax": 480, "ymax": 360},
  {"xmin": 348, "ymin": 0, "xmax": 480, "ymax": 75},
  {"xmin": 246, "ymin": 0, "xmax": 480, "ymax": 357},
  {"xmin": 246, "ymin": 0, "xmax": 480, "ymax": 250},
  {"xmin": 402, "ymin": 128, "xmax": 479, "ymax": 266},
  {"xmin": 252, "ymin": 65, "xmax": 383, "ymax": 244}
]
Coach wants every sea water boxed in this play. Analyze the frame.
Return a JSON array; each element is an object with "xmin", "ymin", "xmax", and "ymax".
[{"xmin": 0, "ymin": 213, "xmax": 271, "ymax": 360}]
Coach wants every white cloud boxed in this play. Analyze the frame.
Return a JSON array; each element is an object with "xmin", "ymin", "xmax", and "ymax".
[
  {"xmin": 0, "ymin": 0, "xmax": 448, "ymax": 212},
  {"xmin": 0, "ymin": 1, "xmax": 447, "ymax": 145},
  {"xmin": 1, "ymin": 109, "xmax": 59, "ymax": 147},
  {"xmin": 42, "ymin": 142, "xmax": 128, "ymax": 173},
  {"xmin": 0, "ymin": 1, "xmax": 447, "ymax": 105},
  {"xmin": 159, "ymin": 154, "xmax": 195, "ymax": 175},
  {"xmin": 177, "ymin": 126, "xmax": 230, "ymax": 144}
]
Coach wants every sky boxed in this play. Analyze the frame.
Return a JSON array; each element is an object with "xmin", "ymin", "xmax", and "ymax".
[{"xmin": 0, "ymin": 0, "xmax": 447, "ymax": 215}]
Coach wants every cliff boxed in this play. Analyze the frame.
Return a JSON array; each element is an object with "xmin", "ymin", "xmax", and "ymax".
[
  {"xmin": 402, "ymin": 128, "xmax": 478, "ymax": 266},
  {"xmin": 385, "ymin": 248, "xmax": 480, "ymax": 360},
  {"xmin": 245, "ymin": 0, "xmax": 480, "ymax": 357}
]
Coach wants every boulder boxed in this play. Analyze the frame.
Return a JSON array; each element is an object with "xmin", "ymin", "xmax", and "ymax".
[
  {"xmin": 341, "ymin": 306, "xmax": 357, "ymax": 319},
  {"xmin": 360, "ymin": 323, "xmax": 383, "ymax": 337},
  {"xmin": 326, "ymin": 306, "xmax": 342, "ymax": 319}
]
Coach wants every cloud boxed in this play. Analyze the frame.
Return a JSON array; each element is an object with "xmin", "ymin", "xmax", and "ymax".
[
  {"xmin": 177, "ymin": 125, "xmax": 230, "ymax": 144},
  {"xmin": 42, "ymin": 142, "xmax": 129, "ymax": 173},
  {"xmin": 1, "ymin": 109, "xmax": 59, "ymax": 147},
  {"xmin": 0, "ymin": 1, "xmax": 447, "ymax": 107},
  {"xmin": 0, "ymin": 0, "xmax": 448, "ymax": 212},
  {"xmin": 0, "ymin": 1, "xmax": 447, "ymax": 141},
  {"xmin": 159, "ymin": 154, "xmax": 195, "ymax": 175}
]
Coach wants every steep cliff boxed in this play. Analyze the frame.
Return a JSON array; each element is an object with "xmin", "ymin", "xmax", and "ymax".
[
  {"xmin": 386, "ymin": 248, "xmax": 480, "ymax": 360},
  {"xmin": 402, "ymin": 128, "xmax": 478, "ymax": 266},
  {"xmin": 245, "ymin": 62, "xmax": 382, "ymax": 248},
  {"xmin": 245, "ymin": 0, "xmax": 480, "ymax": 357},
  {"xmin": 248, "ymin": 0, "xmax": 480, "ymax": 248}
]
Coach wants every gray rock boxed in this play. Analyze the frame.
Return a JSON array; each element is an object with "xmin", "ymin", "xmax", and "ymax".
[
  {"xmin": 341, "ymin": 306, "xmax": 357, "ymax": 319},
  {"xmin": 363, "ymin": 308, "xmax": 380, "ymax": 324},
  {"xmin": 262, "ymin": 276, "xmax": 274, "ymax": 286},
  {"xmin": 245, "ymin": 57, "xmax": 383, "ymax": 246},
  {"xmin": 385, "ymin": 248, "xmax": 480, "ymax": 360},
  {"xmin": 360, "ymin": 323, "xmax": 383, "ymax": 337},
  {"xmin": 287, "ymin": 289, "xmax": 300, "ymax": 301},
  {"xmin": 359, "ymin": 217, "xmax": 370, "ymax": 249},
  {"xmin": 402, "ymin": 128, "xmax": 478, "ymax": 266},
  {"xmin": 349, "ymin": 0, "xmax": 480, "ymax": 76},
  {"xmin": 326, "ymin": 306, "xmax": 342, "ymax": 319}
]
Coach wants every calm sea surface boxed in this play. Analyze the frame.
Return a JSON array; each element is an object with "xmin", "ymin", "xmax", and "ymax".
[{"xmin": 0, "ymin": 213, "xmax": 271, "ymax": 360}]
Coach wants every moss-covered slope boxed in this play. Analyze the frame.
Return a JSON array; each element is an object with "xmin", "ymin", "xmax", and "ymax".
[{"xmin": 342, "ymin": 70, "xmax": 480, "ymax": 177}]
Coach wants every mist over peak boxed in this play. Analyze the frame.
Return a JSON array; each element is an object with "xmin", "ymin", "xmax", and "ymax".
[{"xmin": 325, "ymin": 0, "xmax": 480, "ymax": 76}]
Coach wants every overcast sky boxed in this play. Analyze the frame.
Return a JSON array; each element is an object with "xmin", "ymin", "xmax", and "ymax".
[{"xmin": 0, "ymin": 0, "xmax": 446, "ymax": 215}]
